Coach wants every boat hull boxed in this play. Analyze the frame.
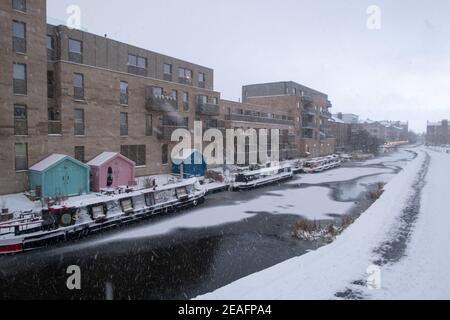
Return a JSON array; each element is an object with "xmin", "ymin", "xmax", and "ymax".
[{"xmin": 0, "ymin": 194, "xmax": 205, "ymax": 255}]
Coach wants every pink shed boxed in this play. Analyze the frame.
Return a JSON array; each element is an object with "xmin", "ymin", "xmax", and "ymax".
[{"xmin": 87, "ymin": 152, "xmax": 136, "ymax": 192}]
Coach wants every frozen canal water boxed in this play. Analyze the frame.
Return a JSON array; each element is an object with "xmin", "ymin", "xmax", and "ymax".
[{"xmin": 0, "ymin": 149, "xmax": 416, "ymax": 300}]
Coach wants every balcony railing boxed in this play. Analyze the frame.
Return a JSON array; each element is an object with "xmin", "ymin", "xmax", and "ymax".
[
  {"xmin": 225, "ymin": 114, "xmax": 294, "ymax": 126},
  {"xmin": 163, "ymin": 74, "xmax": 172, "ymax": 82},
  {"xmin": 203, "ymin": 120, "xmax": 227, "ymax": 130},
  {"xmin": 48, "ymin": 121, "xmax": 62, "ymax": 135},
  {"xmin": 146, "ymin": 95, "xmax": 178, "ymax": 113},
  {"xmin": 179, "ymin": 77, "xmax": 193, "ymax": 86},
  {"xmin": 302, "ymin": 121, "xmax": 316, "ymax": 129},
  {"xmin": 320, "ymin": 110, "xmax": 332, "ymax": 118},
  {"xmin": 303, "ymin": 107, "xmax": 316, "ymax": 116},
  {"xmin": 301, "ymin": 95, "xmax": 313, "ymax": 104},
  {"xmin": 156, "ymin": 125, "xmax": 188, "ymax": 141},
  {"xmin": 196, "ymin": 102, "xmax": 220, "ymax": 116}
]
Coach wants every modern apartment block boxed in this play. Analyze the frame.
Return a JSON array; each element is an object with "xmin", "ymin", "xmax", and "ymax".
[
  {"xmin": 242, "ymin": 81, "xmax": 335, "ymax": 157},
  {"xmin": 221, "ymin": 99, "xmax": 297, "ymax": 162},
  {"xmin": 427, "ymin": 120, "xmax": 450, "ymax": 146},
  {"xmin": 0, "ymin": 0, "xmax": 222, "ymax": 195}
]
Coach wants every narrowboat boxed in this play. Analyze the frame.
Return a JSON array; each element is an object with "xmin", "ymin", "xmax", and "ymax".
[
  {"xmin": 303, "ymin": 155, "xmax": 342, "ymax": 173},
  {"xmin": 231, "ymin": 164, "xmax": 294, "ymax": 191},
  {"xmin": 0, "ymin": 178, "xmax": 205, "ymax": 254}
]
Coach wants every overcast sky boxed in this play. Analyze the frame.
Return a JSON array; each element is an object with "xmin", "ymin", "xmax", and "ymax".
[{"xmin": 47, "ymin": 0, "xmax": 450, "ymax": 133}]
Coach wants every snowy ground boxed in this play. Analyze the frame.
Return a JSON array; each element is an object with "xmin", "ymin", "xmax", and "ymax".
[{"xmin": 197, "ymin": 147, "xmax": 450, "ymax": 300}]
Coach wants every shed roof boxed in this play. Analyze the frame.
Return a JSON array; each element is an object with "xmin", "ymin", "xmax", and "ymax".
[
  {"xmin": 29, "ymin": 154, "xmax": 89, "ymax": 172},
  {"xmin": 87, "ymin": 152, "xmax": 135, "ymax": 167},
  {"xmin": 29, "ymin": 154, "xmax": 66, "ymax": 172}
]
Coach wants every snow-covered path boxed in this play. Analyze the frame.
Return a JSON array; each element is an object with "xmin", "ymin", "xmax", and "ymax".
[
  {"xmin": 370, "ymin": 149, "xmax": 450, "ymax": 299},
  {"xmin": 197, "ymin": 147, "xmax": 450, "ymax": 300}
]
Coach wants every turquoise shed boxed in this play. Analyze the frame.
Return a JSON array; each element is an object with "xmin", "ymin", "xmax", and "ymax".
[{"xmin": 29, "ymin": 154, "xmax": 90, "ymax": 198}]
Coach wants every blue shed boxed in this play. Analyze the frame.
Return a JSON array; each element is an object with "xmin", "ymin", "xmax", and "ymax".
[
  {"xmin": 29, "ymin": 154, "xmax": 90, "ymax": 198},
  {"xmin": 172, "ymin": 149, "xmax": 207, "ymax": 178}
]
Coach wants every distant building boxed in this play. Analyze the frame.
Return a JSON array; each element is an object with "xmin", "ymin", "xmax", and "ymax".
[
  {"xmin": 329, "ymin": 116, "xmax": 351, "ymax": 152},
  {"xmin": 242, "ymin": 81, "xmax": 335, "ymax": 158},
  {"xmin": 427, "ymin": 120, "xmax": 450, "ymax": 146},
  {"xmin": 338, "ymin": 113, "xmax": 359, "ymax": 124}
]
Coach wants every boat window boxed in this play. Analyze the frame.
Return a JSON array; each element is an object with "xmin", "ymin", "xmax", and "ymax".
[
  {"xmin": 121, "ymin": 199, "xmax": 134, "ymax": 213},
  {"xmin": 91, "ymin": 205, "xmax": 106, "ymax": 220},
  {"xmin": 176, "ymin": 187, "xmax": 188, "ymax": 198}
]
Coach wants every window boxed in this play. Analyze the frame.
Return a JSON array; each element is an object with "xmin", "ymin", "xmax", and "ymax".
[
  {"xmin": 12, "ymin": 21, "xmax": 26, "ymax": 53},
  {"xmin": 198, "ymin": 73, "xmax": 206, "ymax": 88},
  {"xmin": 14, "ymin": 104, "xmax": 27, "ymax": 136},
  {"xmin": 47, "ymin": 35, "xmax": 55, "ymax": 60},
  {"xmin": 162, "ymin": 144, "xmax": 169, "ymax": 165},
  {"xmin": 164, "ymin": 63, "xmax": 172, "ymax": 75},
  {"xmin": 15, "ymin": 143, "xmax": 28, "ymax": 171},
  {"xmin": 13, "ymin": 63, "xmax": 26, "ymax": 95},
  {"xmin": 197, "ymin": 95, "xmax": 207, "ymax": 105},
  {"xmin": 120, "ymin": 145, "xmax": 146, "ymax": 166},
  {"xmin": 120, "ymin": 112, "xmax": 128, "ymax": 136},
  {"xmin": 12, "ymin": 0, "xmax": 26, "ymax": 12},
  {"xmin": 47, "ymin": 35, "xmax": 54, "ymax": 50},
  {"xmin": 74, "ymin": 109, "xmax": 85, "ymax": 136},
  {"xmin": 120, "ymin": 81, "xmax": 128, "ymax": 105},
  {"xmin": 163, "ymin": 63, "xmax": 172, "ymax": 81},
  {"xmin": 73, "ymin": 73, "xmax": 84, "ymax": 100},
  {"xmin": 128, "ymin": 54, "xmax": 147, "ymax": 76},
  {"xmin": 182, "ymin": 92, "xmax": 189, "ymax": 111},
  {"xmin": 47, "ymin": 71, "xmax": 55, "ymax": 98},
  {"xmin": 145, "ymin": 114, "xmax": 152, "ymax": 136},
  {"xmin": 171, "ymin": 90, "xmax": 178, "ymax": 100},
  {"xmin": 178, "ymin": 67, "xmax": 192, "ymax": 85},
  {"xmin": 212, "ymin": 97, "xmax": 219, "ymax": 105},
  {"xmin": 68, "ymin": 39, "xmax": 83, "ymax": 63},
  {"xmin": 151, "ymin": 86, "xmax": 163, "ymax": 97},
  {"xmin": 74, "ymin": 146, "xmax": 85, "ymax": 163},
  {"xmin": 48, "ymin": 107, "xmax": 61, "ymax": 135}
]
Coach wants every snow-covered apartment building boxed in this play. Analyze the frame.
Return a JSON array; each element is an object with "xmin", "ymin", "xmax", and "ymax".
[{"xmin": 0, "ymin": 0, "xmax": 339, "ymax": 195}]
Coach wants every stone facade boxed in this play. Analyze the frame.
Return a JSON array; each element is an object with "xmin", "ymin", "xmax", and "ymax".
[{"xmin": 0, "ymin": 0, "xmax": 221, "ymax": 195}]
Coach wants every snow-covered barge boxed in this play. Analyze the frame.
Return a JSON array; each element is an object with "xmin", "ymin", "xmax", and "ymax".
[
  {"xmin": 231, "ymin": 164, "xmax": 294, "ymax": 191},
  {"xmin": 0, "ymin": 179, "xmax": 205, "ymax": 254}
]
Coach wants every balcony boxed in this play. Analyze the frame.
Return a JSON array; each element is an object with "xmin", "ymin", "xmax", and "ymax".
[
  {"xmin": 302, "ymin": 121, "xmax": 316, "ymax": 130},
  {"xmin": 179, "ymin": 77, "xmax": 193, "ymax": 86},
  {"xmin": 327, "ymin": 100, "xmax": 333, "ymax": 108},
  {"xmin": 225, "ymin": 114, "xmax": 294, "ymax": 126},
  {"xmin": 156, "ymin": 125, "xmax": 188, "ymax": 141},
  {"xmin": 146, "ymin": 95, "xmax": 178, "ymax": 113},
  {"xmin": 196, "ymin": 101, "xmax": 220, "ymax": 116},
  {"xmin": 204, "ymin": 120, "xmax": 227, "ymax": 130},
  {"xmin": 301, "ymin": 95, "xmax": 313, "ymax": 104},
  {"xmin": 320, "ymin": 110, "xmax": 332, "ymax": 119},
  {"xmin": 303, "ymin": 107, "xmax": 316, "ymax": 116}
]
